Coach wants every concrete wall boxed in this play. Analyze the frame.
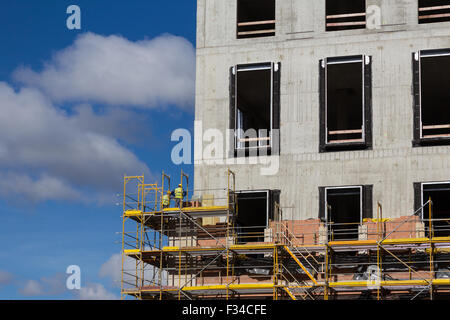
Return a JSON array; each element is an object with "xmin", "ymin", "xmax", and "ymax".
[{"xmin": 194, "ymin": 0, "xmax": 450, "ymax": 220}]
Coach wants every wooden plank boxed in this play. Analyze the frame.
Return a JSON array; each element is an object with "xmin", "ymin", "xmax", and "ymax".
[
  {"xmin": 423, "ymin": 134, "xmax": 450, "ymax": 138},
  {"xmin": 419, "ymin": 13, "xmax": 450, "ymax": 19},
  {"xmin": 329, "ymin": 129, "xmax": 363, "ymax": 135},
  {"xmin": 237, "ymin": 29, "xmax": 276, "ymax": 36},
  {"xmin": 326, "ymin": 22, "xmax": 366, "ymax": 27},
  {"xmin": 326, "ymin": 13, "xmax": 366, "ymax": 19},
  {"xmin": 328, "ymin": 139, "xmax": 364, "ymax": 144},
  {"xmin": 238, "ymin": 137, "xmax": 270, "ymax": 142},
  {"xmin": 419, "ymin": 5, "xmax": 450, "ymax": 12},
  {"xmin": 423, "ymin": 124, "xmax": 450, "ymax": 130},
  {"xmin": 237, "ymin": 20, "xmax": 276, "ymax": 27}
]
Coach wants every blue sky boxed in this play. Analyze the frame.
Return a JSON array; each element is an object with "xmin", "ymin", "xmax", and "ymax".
[{"xmin": 0, "ymin": 1, "xmax": 196, "ymax": 299}]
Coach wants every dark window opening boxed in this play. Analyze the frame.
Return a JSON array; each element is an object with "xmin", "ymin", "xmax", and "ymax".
[
  {"xmin": 419, "ymin": 0, "xmax": 450, "ymax": 24},
  {"xmin": 413, "ymin": 50, "xmax": 450, "ymax": 146},
  {"xmin": 237, "ymin": 0, "xmax": 275, "ymax": 39},
  {"xmin": 320, "ymin": 185, "xmax": 372, "ymax": 241},
  {"xmin": 320, "ymin": 56, "xmax": 372, "ymax": 152},
  {"xmin": 235, "ymin": 190, "xmax": 279, "ymax": 243},
  {"xmin": 327, "ymin": 61, "xmax": 363, "ymax": 143},
  {"xmin": 230, "ymin": 63, "xmax": 280, "ymax": 157},
  {"xmin": 421, "ymin": 53, "xmax": 450, "ymax": 138},
  {"xmin": 326, "ymin": 187, "xmax": 362, "ymax": 241},
  {"xmin": 237, "ymin": 66, "xmax": 271, "ymax": 148},
  {"xmin": 422, "ymin": 183, "xmax": 450, "ymax": 237},
  {"xmin": 326, "ymin": 0, "xmax": 366, "ymax": 31}
]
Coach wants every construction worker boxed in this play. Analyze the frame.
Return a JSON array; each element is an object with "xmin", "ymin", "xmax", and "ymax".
[
  {"xmin": 162, "ymin": 191, "xmax": 171, "ymax": 209},
  {"xmin": 172, "ymin": 184, "xmax": 186, "ymax": 208}
]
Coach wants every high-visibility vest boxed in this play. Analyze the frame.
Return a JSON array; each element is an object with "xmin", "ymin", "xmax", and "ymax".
[
  {"xmin": 175, "ymin": 187, "xmax": 183, "ymax": 199},
  {"xmin": 162, "ymin": 194, "xmax": 170, "ymax": 206}
]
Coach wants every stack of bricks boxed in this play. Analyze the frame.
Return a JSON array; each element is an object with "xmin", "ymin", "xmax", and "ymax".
[{"xmin": 363, "ymin": 215, "xmax": 424, "ymax": 240}]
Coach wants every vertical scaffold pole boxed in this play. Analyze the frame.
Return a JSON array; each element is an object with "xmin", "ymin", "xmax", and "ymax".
[
  {"xmin": 135, "ymin": 182, "xmax": 140, "ymax": 292},
  {"xmin": 121, "ymin": 176, "xmax": 126, "ymax": 300},
  {"xmin": 226, "ymin": 169, "xmax": 230, "ymax": 300},
  {"xmin": 273, "ymin": 246, "xmax": 278, "ymax": 300},
  {"xmin": 140, "ymin": 181, "xmax": 145, "ymax": 299},
  {"xmin": 226, "ymin": 169, "xmax": 236, "ymax": 300},
  {"xmin": 324, "ymin": 245, "xmax": 329, "ymax": 301},
  {"xmin": 429, "ymin": 197, "xmax": 434, "ymax": 300},
  {"xmin": 160, "ymin": 171, "xmax": 170, "ymax": 300},
  {"xmin": 324, "ymin": 203, "xmax": 331, "ymax": 300},
  {"xmin": 377, "ymin": 202, "xmax": 382, "ymax": 301}
]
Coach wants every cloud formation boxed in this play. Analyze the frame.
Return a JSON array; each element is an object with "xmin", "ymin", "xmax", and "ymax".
[
  {"xmin": 0, "ymin": 172, "xmax": 81, "ymax": 202},
  {"xmin": 13, "ymin": 32, "xmax": 195, "ymax": 109},
  {"xmin": 0, "ymin": 270, "xmax": 13, "ymax": 285},
  {"xmin": 0, "ymin": 82, "xmax": 150, "ymax": 202},
  {"xmin": 100, "ymin": 253, "xmax": 161, "ymax": 289},
  {"xmin": 19, "ymin": 280, "xmax": 43, "ymax": 296},
  {"xmin": 18, "ymin": 273, "xmax": 118, "ymax": 300},
  {"xmin": 0, "ymin": 32, "xmax": 197, "ymax": 203},
  {"xmin": 99, "ymin": 253, "xmax": 123, "ymax": 286},
  {"xmin": 19, "ymin": 273, "xmax": 66, "ymax": 297},
  {"xmin": 76, "ymin": 282, "xmax": 118, "ymax": 300}
]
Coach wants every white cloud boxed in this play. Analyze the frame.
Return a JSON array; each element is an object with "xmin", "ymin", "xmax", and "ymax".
[
  {"xmin": 99, "ymin": 253, "xmax": 141, "ymax": 288},
  {"xmin": 13, "ymin": 32, "xmax": 195, "ymax": 109},
  {"xmin": 19, "ymin": 273, "xmax": 67, "ymax": 297},
  {"xmin": 0, "ymin": 82, "xmax": 151, "ymax": 202},
  {"xmin": 19, "ymin": 280, "xmax": 44, "ymax": 296},
  {"xmin": 67, "ymin": 104, "xmax": 152, "ymax": 145},
  {"xmin": 77, "ymin": 282, "xmax": 118, "ymax": 300},
  {"xmin": 0, "ymin": 32, "xmax": 194, "ymax": 203},
  {"xmin": 100, "ymin": 253, "xmax": 162, "ymax": 289},
  {"xmin": 99, "ymin": 253, "xmax": 122, "ymax": 286},
  {"xmin": 0, "ymin": 270, "xmax": 13, "ymax": 285},
  {"xmin": 18, "ymin": 272, "xmax": 117, "ymax": 300},
  {"xmin": 0, "ymin": 172, "xmax": 81, "ymax": 202}
]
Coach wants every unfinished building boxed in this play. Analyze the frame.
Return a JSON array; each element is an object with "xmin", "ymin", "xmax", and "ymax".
[{"xmin": 120, "ymin": 0, "xmax": 450, "ymax": 300}]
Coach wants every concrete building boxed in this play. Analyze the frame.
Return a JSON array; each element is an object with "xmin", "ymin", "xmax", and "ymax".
[
  {"xmin": 121, "ymin": 0, "xmax": 450, "ymax": 300},
  {"xmin": 194, "ymin": 0, "xmax": 450, "ymax": 239}
]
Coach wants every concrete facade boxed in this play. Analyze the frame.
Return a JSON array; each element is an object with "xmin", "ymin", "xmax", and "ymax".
[{"xmin": 193, "ymin": 0, "xmax": 450, "ymax": 221}]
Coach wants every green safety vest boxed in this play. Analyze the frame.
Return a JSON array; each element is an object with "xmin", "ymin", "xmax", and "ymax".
[
  {"xmin": 175, "ymin": 187, "xmax": 183, "ymax": 199},
  {"xmin": 162, "ymin": 194, "xmax": 170, "ymax": 206}
]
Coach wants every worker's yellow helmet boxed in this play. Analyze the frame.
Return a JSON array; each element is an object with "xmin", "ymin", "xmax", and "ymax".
[
  {"xmin": 167, "ymin": 191, "xmax": 171, "ymax": 194},
  {"xmin": 178, "ymin": 184, "xmax": 182, "ymax": 187}
]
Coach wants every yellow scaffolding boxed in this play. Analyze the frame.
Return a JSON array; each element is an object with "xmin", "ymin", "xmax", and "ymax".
[{"xmin": 120, "ymin": 172, "xmax": 450, "ymax": 300}]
